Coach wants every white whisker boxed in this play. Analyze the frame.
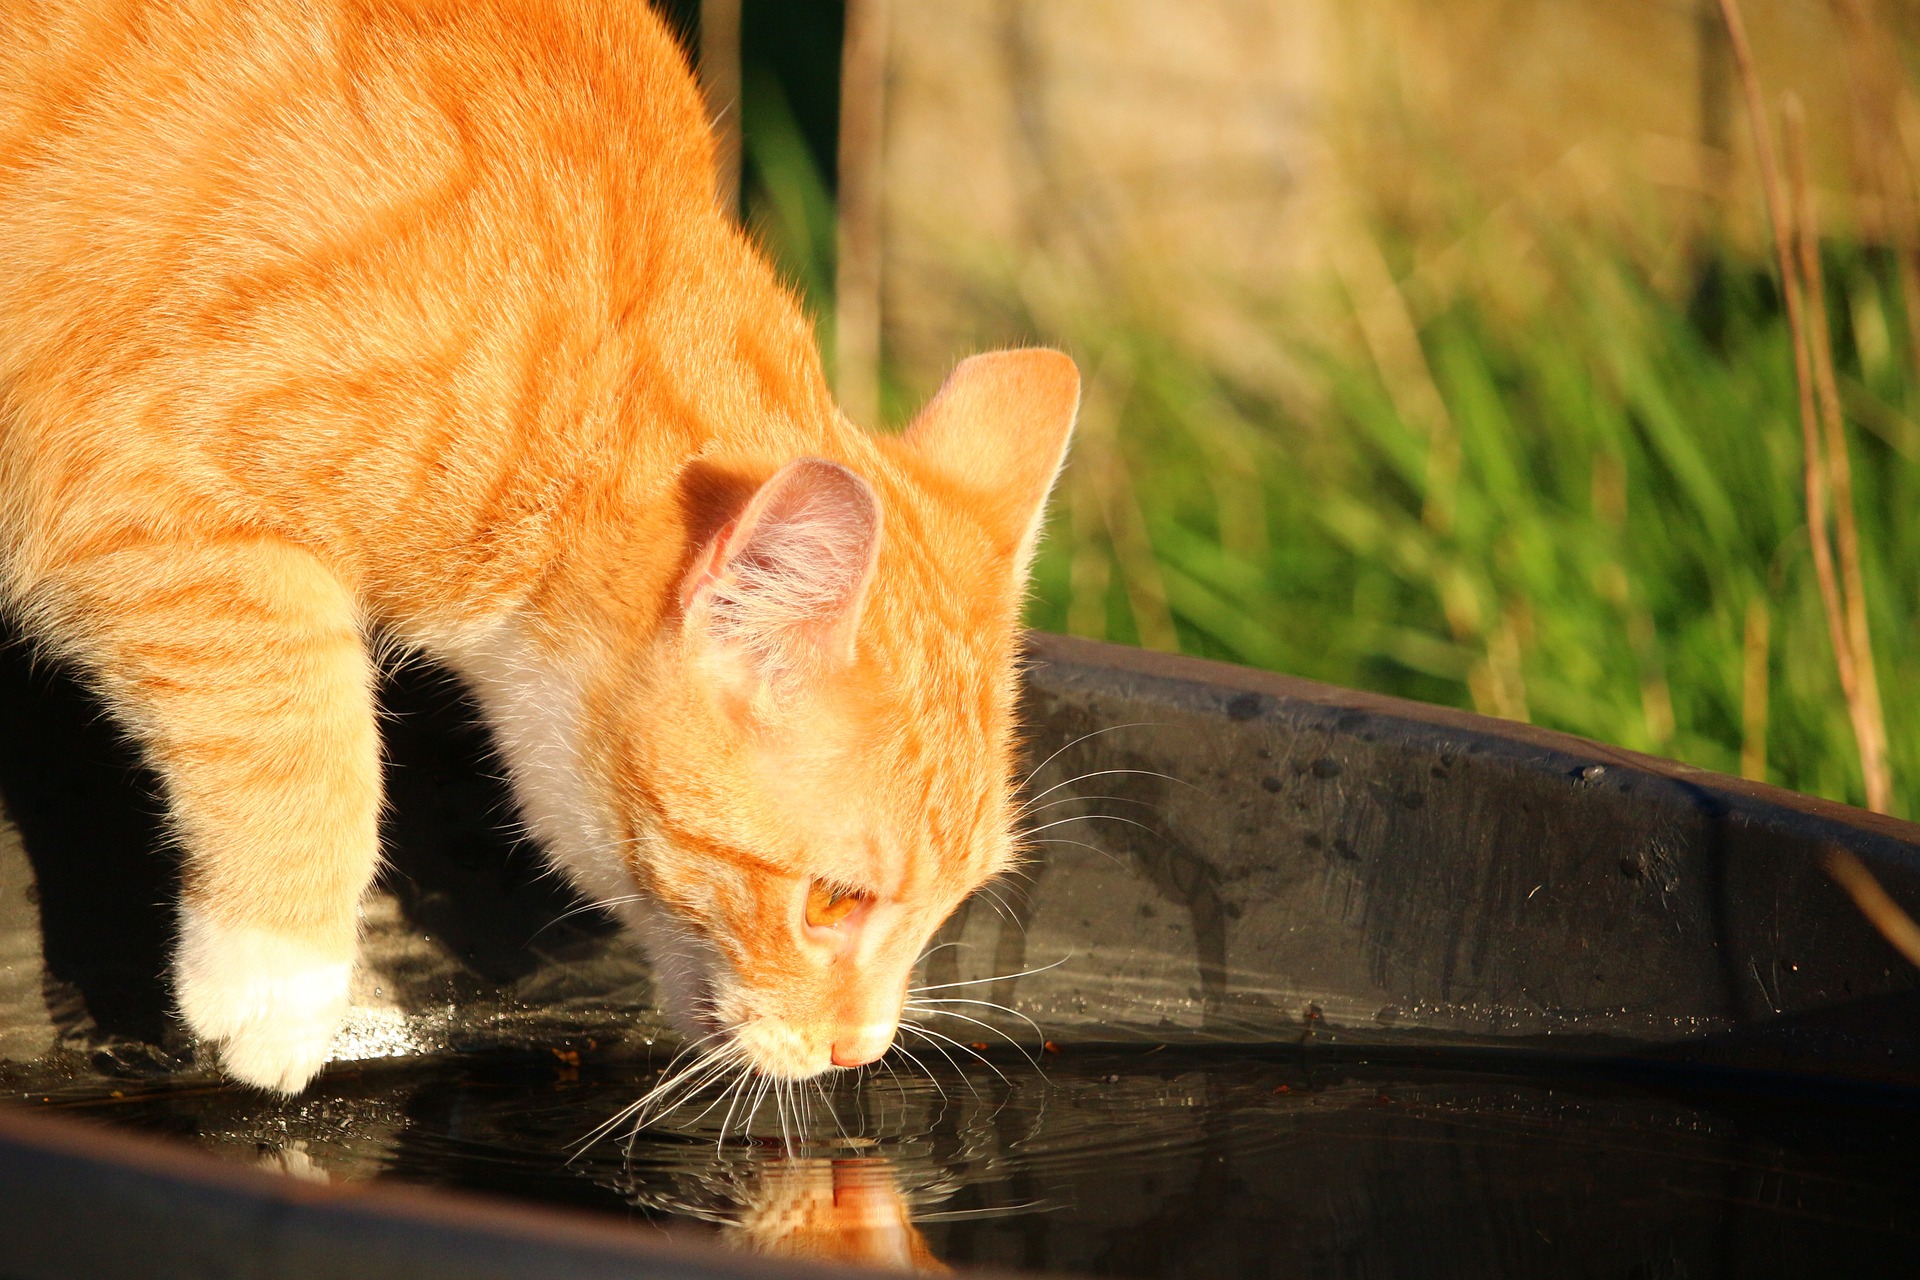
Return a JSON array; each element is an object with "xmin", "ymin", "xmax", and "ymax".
[
  {"xmin": 910, "ymin": 954, "xmax": 1070, "ymax": 993},
  {"xmin": 527, "ymin": 892, "xmax": 650, "ymax": 942},
  {"xmin": 741, "ymin": 1075, "xmax": 772, "ymax": 1144},
  {"xmin": 1027, "ymin": 835, "xmax": 1130, "ymax": 868},
  {"xmin": 899, "ymin": 1021, "xmax": 992, "ymax": 1098},
  {"xmin": 975, "ymin": 883, "xmax": 1021, "ymax": 928},
  {"xmin": 1017, "ymin": 766, "xmax": 1195, "ymax": 817},
  {"xmin": 680, "ymin": 1058, "xmax": 754, "ymax": 1128},
  {"xmin": 1017, "ymin": 722, "xmax": 1165, "ymax": 791},
  {"xmin": 906, "ymin": 995, "xmax": 1047, "ymax": 1047},
  {"xmin": 573, "ymin": 1032, "xmax": 746, "ymax": 1154},
  {"xmin": 715, "ymin": 1066, "xmax": 757, "ymax": 1149},
  {"xmin": 889, "ymin": 1040, "xmax": 948, "ymax": 1105},
  {"xmin": 905, "ymin": 1005, "xmax": 1042, "ymax": 1075},
  {"xmin": 1023, "ymin": 812, "xmax": 1159, "ymax": 838},
  {"xmin": 902, "ymin": 1021, "xmax": 1013, "ymax": 1091},
  {"xmin": 1018, "ymin": 793, "xmax": 1164, "ymax": 817},
  {"xmin": 623, "ymin": 1048, "xmax": 743, "ymax": 1133}
]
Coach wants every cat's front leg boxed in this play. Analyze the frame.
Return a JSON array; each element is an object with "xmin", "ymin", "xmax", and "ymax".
[
  {"xmin": 173, "ymin": 905, "xmax": 354, "ymax": 1093},
  {"xmin": 52, "ymin": 533, "xmax": 381, "ymax": 1093}
]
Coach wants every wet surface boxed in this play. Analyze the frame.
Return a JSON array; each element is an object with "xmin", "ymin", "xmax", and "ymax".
[{"xmin": 29, "ymin": 1045, "xmax": 1920, "ymax": 1277}]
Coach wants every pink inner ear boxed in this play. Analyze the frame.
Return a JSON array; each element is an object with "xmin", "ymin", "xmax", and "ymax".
[
  {"xmin": 684, "ymin": 458, "xmax": 883, "ymax": 684},
  {"xmin": 679, "ymin": 519, "xmax": 737, "ymax": 617}
]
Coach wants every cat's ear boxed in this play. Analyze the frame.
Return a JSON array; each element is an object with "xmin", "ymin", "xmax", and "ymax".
[
  {"xmin": 681, "ymin": 458, "xmax": 882, "ymax": 701},
  {"xmin": 903, "ymin": 348, "xmax": 1080, "ymax": 574}
]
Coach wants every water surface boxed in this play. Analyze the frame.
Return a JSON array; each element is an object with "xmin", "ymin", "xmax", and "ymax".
[{"xmin": 42, "ymin": 1045, "xmax": 1920, "ymax": 1277}]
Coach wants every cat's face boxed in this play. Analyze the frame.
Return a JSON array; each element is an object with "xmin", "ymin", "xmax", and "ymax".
[
  {"xmin": 593, "ymin": 351, "xmax": 1077, "ymax": 1081},
  {"xmin": 609, "ymin": 632, "xmax": 1013, "ymax": 1080}
]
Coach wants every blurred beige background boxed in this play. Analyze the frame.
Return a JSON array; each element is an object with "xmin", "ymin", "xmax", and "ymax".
[{"xmin": 873, "ymin": 0, "xmax": 1911, "ymax": 405}]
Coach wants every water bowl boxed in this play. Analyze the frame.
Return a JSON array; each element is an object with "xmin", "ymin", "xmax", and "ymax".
[{"xmin": 4, "ymin": 631, "xmax": 1918, "ymax": 1277}]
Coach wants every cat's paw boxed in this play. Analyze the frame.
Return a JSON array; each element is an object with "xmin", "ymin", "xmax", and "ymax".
[{"xmin": 174, "ymin": 906, "xmax": 352, "ymax": 1095}]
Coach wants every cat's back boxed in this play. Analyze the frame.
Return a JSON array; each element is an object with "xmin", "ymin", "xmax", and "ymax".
[
  {"xmin": 0, "ymin": 0, "xmax": 735, "ymax": 605},
  {"xmin": 0, "ymin": 0, "xmax": 702, "ymax": 182},
  {"xmin": 0, "ymin": 0, "xmax": 709, "ymax": 360}
]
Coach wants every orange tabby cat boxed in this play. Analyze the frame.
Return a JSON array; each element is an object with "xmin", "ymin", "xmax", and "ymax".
[{"xmin": 0, "ymin": 0, "xmax": 1077, "ymax": 1094}]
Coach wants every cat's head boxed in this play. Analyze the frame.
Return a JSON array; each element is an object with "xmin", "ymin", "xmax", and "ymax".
[{"xmin": 597, "ymin": 349, "xmax": 1078, "ymax": 1080}]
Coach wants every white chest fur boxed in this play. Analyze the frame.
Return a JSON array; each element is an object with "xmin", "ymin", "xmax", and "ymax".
[{"xmin": 436, "ymin": 618, "xmax": 637, "ymax": 920}]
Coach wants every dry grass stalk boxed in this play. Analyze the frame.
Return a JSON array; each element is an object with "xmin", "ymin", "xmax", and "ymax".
[
  {"xmin": 1782, "ymin": 94, "xmax": 1893, "ymax": 812},
  {"xmin": 1717, "ymin": 0, "xmax": 1889, "ymax": 812},
  {"xmin": 1741, "ymin": 595, "xmax": 1771, "ymax": 782},
  {"xmin": 1336, "ymin": 235, "xmax": 1460, "ymax": 537},
  {"xmin": 1489, "ymin": 604, "xmax": 1532, "ymax": 725},
  {"xmin": 1627, "ymin": 606, "xmax": 1674, "ymax": 749},
  {"xmin": 1825, "ymin": 849, "xmax": 1920, "ymax": 968},
  {"xmin": 1722, "ymin": 0, "xmax": 1910, "ymax": 971}
]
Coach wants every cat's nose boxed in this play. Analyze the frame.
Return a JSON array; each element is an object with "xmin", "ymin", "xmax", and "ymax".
[{"xmin": 830, "ymin": 1025, "xmax": 894, "ymax": 1067}]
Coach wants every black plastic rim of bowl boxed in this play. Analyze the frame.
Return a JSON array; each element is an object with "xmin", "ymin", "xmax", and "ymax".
[{"xmin": 3, "ymin": 632, "xmax": 1918, "ymax": 1279}]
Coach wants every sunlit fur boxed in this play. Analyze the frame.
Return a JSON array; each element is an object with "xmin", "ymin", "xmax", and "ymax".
[{"xmin": 0, "ymin": 0, "xmax": 1077, "ymax": 1092}]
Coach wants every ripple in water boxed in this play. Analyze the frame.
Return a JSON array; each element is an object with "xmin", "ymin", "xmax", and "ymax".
[{"xmin": 40, "ymin": 1045, "xmax": 1920, "ymax": 1276}]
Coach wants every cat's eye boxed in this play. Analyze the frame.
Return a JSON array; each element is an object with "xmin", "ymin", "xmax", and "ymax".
[{"xmin": 805, "ymin": 880, "xmax": 871, "ymax": 930}]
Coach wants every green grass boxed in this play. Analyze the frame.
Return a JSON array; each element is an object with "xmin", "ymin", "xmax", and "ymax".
[
  {"xmin": 738, "ymin": 130, "xmax": 1920, "ymax": 814},
  {"xmin": 1019, "ymin": 237, "xmax": 1920, "ymax": 815}
]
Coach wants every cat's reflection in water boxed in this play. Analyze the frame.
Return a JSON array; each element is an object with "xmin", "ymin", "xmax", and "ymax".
[
  {"xmin": 721, "ymin": 1157, "xmax": 946, "ymax": 1272},
  {"xmin": 255, "ymin": 1137, "xmax": 331, "ymax": 1183},
  {"xmin": 250, "ymin": 1135, "xmax": 946, "ymax": 1271}
]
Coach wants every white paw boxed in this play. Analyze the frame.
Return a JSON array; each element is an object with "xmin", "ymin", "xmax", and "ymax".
[{"xmin": 174, "ymin": 906, "xmax": 352, "ymax": 1095}]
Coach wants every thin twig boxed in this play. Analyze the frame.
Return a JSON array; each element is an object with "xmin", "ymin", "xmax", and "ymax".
[
  {"xmin": 1826, "ymin": 848, "xmax": 1920, "ymax": 968},
  {"xmin": 1782, "ymin": 94, "xmax": 1892, "ymax": 813},
  {"xmin": 1718, "ymin": 0, "xmax": 1884, "ymax": 811},
  {"xmin": 1337, "ymin": 233, "xmax": 1459, "ymax": 536},
  {"xmin": 1740, "ymin": 595, "xmax": 1770, "ymax": 782}
]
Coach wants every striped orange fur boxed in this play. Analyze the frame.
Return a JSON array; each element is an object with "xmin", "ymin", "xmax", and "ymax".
[{"xmin": 0, "ymin": 0, "xmax": 1077, "ymax": 1093}]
